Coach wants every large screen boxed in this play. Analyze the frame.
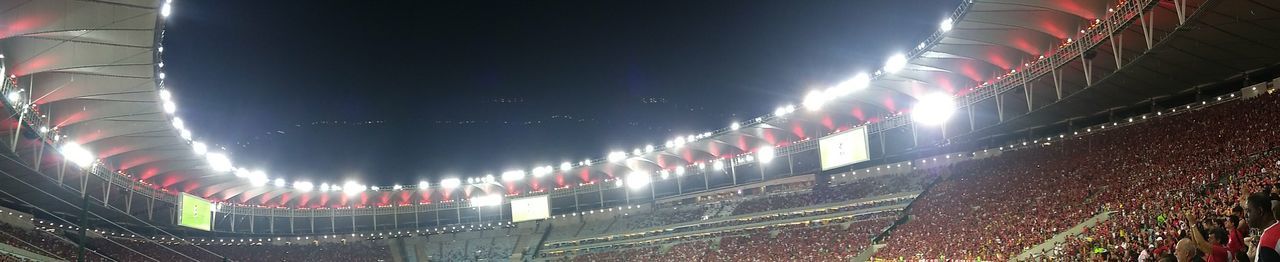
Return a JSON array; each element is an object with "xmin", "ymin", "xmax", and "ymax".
[
  {"xmin": 178, "ymin": 193, "xmax": 213, "ymax": 231},
  {"xmin": 819, "ymin": 127, "xmax": 870, "ymax": 171},
  {"xmin": 510, "ymin": 196, "xmax": 550, "ymax": 222}
]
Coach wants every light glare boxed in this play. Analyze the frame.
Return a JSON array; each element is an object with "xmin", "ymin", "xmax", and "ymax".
[
  {"xmin": 911, "ymin": 93, "xmax": 957, "ymax": 125},
  {"xmin": 884, "ymin": 54, "xmax": 908, "ymax": 74}
]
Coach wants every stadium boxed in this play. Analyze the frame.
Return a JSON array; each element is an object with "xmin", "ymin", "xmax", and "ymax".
[{"xmin": 0, "ymin": 0, "xmax": 1277, "ymax": 261}]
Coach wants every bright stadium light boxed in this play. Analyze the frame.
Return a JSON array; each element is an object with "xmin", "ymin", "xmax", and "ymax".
[
  {"xmin": 675, "ymin": 166, "xmax": 686, "ymax": 176},
  {"xmin": 369, "ymin": 185, "xmax": 378, "ymax": 191},
  {"xmin": 832, "ymin": 72, "xmax": 873, "ymax": 97},
  {"xmin": 911, "ymin": 92, "xmax": 957, "ymax": 125},
  {"xmin": 247, "ymin": 170, "xmax": 268, "ymax": 186},
  {"xmin": 205, "ymin": 152, "xmax": 233, "ymax": 172},
  {"xmin": 559, "ymin": 162, "xmax": 573, "ymax": 172},
  {"xmin": 171, "ymin": 117, "xmax": 185, "ymax": 130},
  {"xmin": 802, "ymin": 90, "xmax": 828, "ymax": 111},
  {"xmin": 757, "ymin": 147, "xmax": 776, "ymax": 164},
  {"xmin": 418, "ymin": 181, "xmax": 429, "ymax": 189},
  {"xmin": 774, "ymin": 107, "xmax": 788, "ymax": 117},
  {"xmin": 502, "ymin": 170, "xmax": 526, "ymax": 181},
  {"xmin": 6, "ymin": 91, "xmax": 20, "ymax": 103},
  {"xmin": 632, "ymin": 148, "xmax": 643, "ymax": 156},
  {"xmin": 884, "ymin": 53, "xmax": 908, "ymax": 74},
  {"xmin": 441, "ymin": 178, "xmax": 461, "ymax": 189},
  {"xmin": 159, "ymin": 89, "xmax": 172, "ymax": 101},
  {"xmin": 59, "ymin": 142, "xmax": 95, "ymax": 167},
  {"xmin": 272, "ymin": 178, "xmax": 286, "ymax": 187},
  {"xmin": 320, "ymin": 183, "xmax": 331, "ymax": 192},
  {"xmin": 644, "ymin": 144, "xmax": 654, "ymax": 153},
  {"xmin": 607, "ymin": 151, "xmax": 627, "ymax": 163},
  {"xmin": 179, "ymin": 129, "xmax": 192, "ymax": 140},
  {"xmin": 234, "ymin": 168, "xmax": 251, "ymax": 178},
  {"xmin": 162, "ymin": 101, "xmax": 177, "ymax": 114},
  {"xmin": 160, "ymin": 2, "xmax": 172, "ymax": 17},
  {"xmin": 673, "ymin": 136, "xmax": 687, "ymax": 148},
  {"xmin": 626, "ymin": 172, "xmax": 651, "ymax": 190},
  {"xmin": 342, "ymin": 181, "xmax": 364, "ymax": 196},
  {"xmin": 730, "ymin": 122, "xmax": 740, "ymax": 130},
  {"xmin": 192, "ymin": 141, "xmax": 207, "ymax": 155},
  {"xmin": 392, "ymin": 184, "xmax": 403, "ymax": 190},
  {"xmin": 712, "ymin": 160, "xmax": 724, "ymax": 171},
  {"xmin": 940, "ymin": 18, "xmax": 954, "ymax": 32}
]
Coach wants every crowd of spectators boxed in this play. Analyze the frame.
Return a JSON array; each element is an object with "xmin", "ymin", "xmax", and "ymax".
[
  {"xmin": 623, "ymin": 206, "xmax": 708, "ymax": 230},
  {"xmin": 0, "ymin": 220, "xmax": 392, "ymax": 262},
  {"xmin": 83, "ymin": 237, "xmax": 392, "ymax": 262},
  {"xmin": 562, "ymin": 212, "xmax": 897, "ymax": 261},
  {"xmin": 877, "ymin": 92, "xmax": 1280, "ymax": 261},
  {"xmin": 0, "ymin": 223, "xmax": 108, "ymax": 261},
  {"xmin": 0, "ymin": 252, "xmax": 38, "ymax": 262},
  {"xmin": 730, "ymin": 172, "xmax": 933, "ymax": 216}
]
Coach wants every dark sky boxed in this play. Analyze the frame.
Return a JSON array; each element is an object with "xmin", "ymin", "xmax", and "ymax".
[{"xmin": 161, "ymin": 0, "xmax": 960, "ymax": 185}]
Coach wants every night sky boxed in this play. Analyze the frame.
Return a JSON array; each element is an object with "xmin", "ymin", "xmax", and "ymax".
[{"xmin": 160, "ymin": 0, "xmax": 960, "ymax": 185}]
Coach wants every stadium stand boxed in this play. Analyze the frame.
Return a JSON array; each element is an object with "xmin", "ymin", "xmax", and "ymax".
[{"xmin": 876, "ymin": 90, "xmax": 1280, "ymax": 260}]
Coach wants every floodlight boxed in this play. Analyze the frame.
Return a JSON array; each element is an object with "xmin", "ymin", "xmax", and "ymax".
[
  {"xmin": 273, "ymin": 178, "xmax": 285, "ymax": 187},
  {"xmin": 159, "ymin": 89, "xmax": 172, "ymax": 101},
  {"xmin": 559, "ymin": 162, "xmax": 572, "ymax": 172},
  {"xmin": 192, "ymin": 141, "xmax": 208, "ymax": 155},
  {"xmin": 802, "ymin": 90, "xmax": 828, "ymax": 111},
  {"xmin": 342, "ymin": 181, "xmax": 364, "ymax": 195},
  {"xmin": 626, "ymin": 172, "xmax": 651, "ymax": 190},
  {"xmin": 162, "ymin": 101, "xmax": 176, "ymax": 114},
  {"xmin": 234, "ymin": 168, "xmax": 251, "ymax": 178},
  {"xmin": 675, "ymin": 166, "xmax": 686, "ymax": 176},
  {"xmin": 846, "ymin": 73, "xmax": 871, "ymax": 93},
  {"xmin": 441, "ymin": 178, "xmax": 461, "ymax": 189},
  {"xmin": 392, "ymin": 184, "xmax": 403, "ymax": 190},
  {"xmin": 502, "ymin": 170, "xmax": 526, "ymax": 181},
  {"xmin": 160, "ymin": 2, "xmax": 172, "ymax": 17},
  {"xmin": 59, "ymin": 142, "xmax": 95, "ymax": 167},
  {"xmin": 418, "ymin": 181, "xmax": 429, "ymax": 189},
  {"xmin": 911, "ymin": 92, "xmax": 956, "ymax": 125},
  {"xmin": 532, "ymin": 166, "xmax": 551, "ymax": 177},
  {"xmin": 884, "ymin": 54, "xmax": 908, "ymax": 74},
  {"xmin": 171, "ymin": 117, "xmax": 185, "ymax": 130},
  {"xmin": 712, "ymin": 160, "xmax": 724, "ymax": 170},
  {"xmin": 940, "ymin": 18, "xmax": 954, "ymax": 32},
  {"xmin": 757, "ymin": 147, "xmax": 776, "ymax": 164},
  {"xmin": 205, "ymin": 152, "xmax": 233, "ymax": 172},
  {"xmin": 730, "ymin": 122, "xmax": 740, "ymax": 130}
]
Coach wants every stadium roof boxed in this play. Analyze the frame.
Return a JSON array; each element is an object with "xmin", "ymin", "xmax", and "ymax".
[{"xmin": 1, "ymin": 0, "xmax": 1276, "ymax": 208}]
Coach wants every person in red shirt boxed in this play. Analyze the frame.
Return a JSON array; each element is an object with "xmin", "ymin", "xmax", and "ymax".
[
  {"xmin": 1225, "ymin": 216, "xmax": 1246, "ymax": 256},
  {"xmin": 1187, "ymin": 212, "xmax": 1232, "ymax": 262}
]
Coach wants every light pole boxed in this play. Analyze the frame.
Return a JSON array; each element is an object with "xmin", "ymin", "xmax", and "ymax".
[{"xmin": 60, "ymin": 142, "xmax": 95, "ymax": 262}]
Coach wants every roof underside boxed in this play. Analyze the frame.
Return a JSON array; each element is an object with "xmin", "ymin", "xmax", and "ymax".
[{"xmin": 0, "ymin": 0, "xmax": 1275, "ymax": 208}]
